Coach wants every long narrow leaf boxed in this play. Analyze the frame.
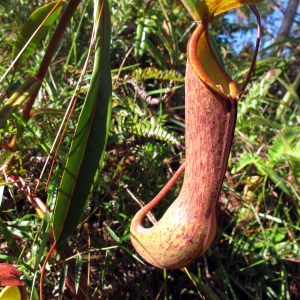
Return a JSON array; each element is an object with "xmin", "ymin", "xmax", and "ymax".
[
  {"xmin": 0, "ymin": 77, "xmax": 40, "ymax": 129},
  {"xmin": 53, "ymin": 0, "xmax": 112, "ymax": 245},
  {"xmin": 12, "ymin": 1, "xmax": 64, "ymax": 66},
  {"xmin": 0, "ymin": 219, "xmax": 20, "ymax": 258}
]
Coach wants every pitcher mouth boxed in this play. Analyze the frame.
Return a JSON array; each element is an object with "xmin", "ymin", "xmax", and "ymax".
[{"xmin": 187, "ymin": 21, "xmax": 237, "ymax": 100}]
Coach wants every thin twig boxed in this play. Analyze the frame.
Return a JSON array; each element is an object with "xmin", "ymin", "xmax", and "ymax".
[
  {"xmin": 203, "ymin": 254, "xmax": 212, "ymax": 279},
  {"xmin": 126, "ymin": 187, "xmax": 157, "ymax": 225},
  {"xmin": 114, "ymin": 47, "xmax": 133, "ymax": 85}
]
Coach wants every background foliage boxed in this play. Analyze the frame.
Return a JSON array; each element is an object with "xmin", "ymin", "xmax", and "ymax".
[{"xmin": 0, "ymin": 0, "xmax": 299, "ymax": 299}]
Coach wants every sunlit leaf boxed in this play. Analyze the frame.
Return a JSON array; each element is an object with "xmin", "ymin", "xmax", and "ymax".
[
  {"xmin": 181, "ymin": 0, "xmax": 264, "ymax": 22},
  {"xmin": 53, "ymin": 0, "xmax": 112, "ymax": 245},
  {"xmin": 0, "ymin": 77, "xmax": 40, "ymax": 129},
  {"xmin": 12, "ymin": 1, "xmax": 63, "ymax": 65}
]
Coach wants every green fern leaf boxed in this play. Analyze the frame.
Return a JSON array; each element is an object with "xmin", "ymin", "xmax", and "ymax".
[
  {"xmin": 132, "ymin": 67, "xmax": 184, "ymax": 82},
  {"xmin": 232, "ymin": 152, "xmax": 257, "ymax": 174},
  {"xmin": 268, "ymin": 127, "xmax": 300, "ymax": 163},
  {"xmin": 112, "ymin": 117, "xmax": 184, "ymax": 150},
  {"xmin": 236, "ymin": 115, "xmax": 281, "ymax": 130}
]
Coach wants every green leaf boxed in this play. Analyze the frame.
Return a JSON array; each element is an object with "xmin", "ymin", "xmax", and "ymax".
[
  {"xmin": 134, "ymin": 17, "xmax": 152, "ymax": 60},
  {"xmin": 232, "ymin": 152, "xmax": 256, "ymax": 173},
  {"xmin": 0, "ymin": 218, "xmax": 20, "ymax": 258},
  {"xmin": 53, "ymin": 0, "xmax": 112, "ymax": 245},
  {"xmin": 146, "ymin": 39, "xmax": 168, "ymax": 69},
  {"xmin": 233, "ymin": 151, "xmax": 292, "ymax": 196},
  {"xmin": 119, "ymin": 246, "xmax": 145, "ymax": 265},
  {"xmin": 74, "ymin": 255, "xmax": 82, "ymax": 294},
  {"xmin": 268, "ymin": 127, "xmax": 299, "ymax": 163},
  {"xmin": 236, "ymin": 115, "xmax": 281, "ymax": 131},
  {"xmin": 275, "ymin": 75, "xmax": 300, "ymax": 106},
  {"xmin": 12, "ymin": 1, "xmax": 63, "ymax": 65},
  {"xmin": 112, "ymin": 116, "xmax": 184, "ymax": 150},
  {"xmin": 180, "ymin": 0, "xmax": 264, "ymax": 22},
  {"xmin": 104, "ymin": 224, "xmax": 120, "ymax": 244},
  {"xmin": 253, "ymin": 160, "xmax": 291, "ymax": 196},
  {"xmin": 0, "ymin": 77, "xmax": 41, "ymax": 129},
  {"xmin": 131, "ymin": 67, "xmax": 184, "ymax": 82}
]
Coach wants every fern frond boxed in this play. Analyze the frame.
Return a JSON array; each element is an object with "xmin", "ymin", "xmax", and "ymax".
[
  {"xmin": 272, "ymin": 145, "xmax": 300, "ymax": 184},
  {"xmin": 112, "ymin": 117, "xmax": 184, "ymax": 151},
  {"xmin": 232, "ymin": 152, "xmax": 257, "ymax": 174},
  {"xmin": 131, "ymin": 67, "xmax": 184, "ymax": 82},
  {"xmin": 236, "ymin": 115, "xmax": 282, "ymax": 130},
  {"xmin": 233, "ymin": 151, "xmax": 292, "ymax": 196},
  {"xmin": 268, "ymin": 127, "xmax": 300, "ymax": 162},
  {"xmin": 0, "ymin": 149, "xmax": 20, "ymax": 171},
  {"xmin": 273, "ymin": 149, "xmax": 300, "ymax": 163}
]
